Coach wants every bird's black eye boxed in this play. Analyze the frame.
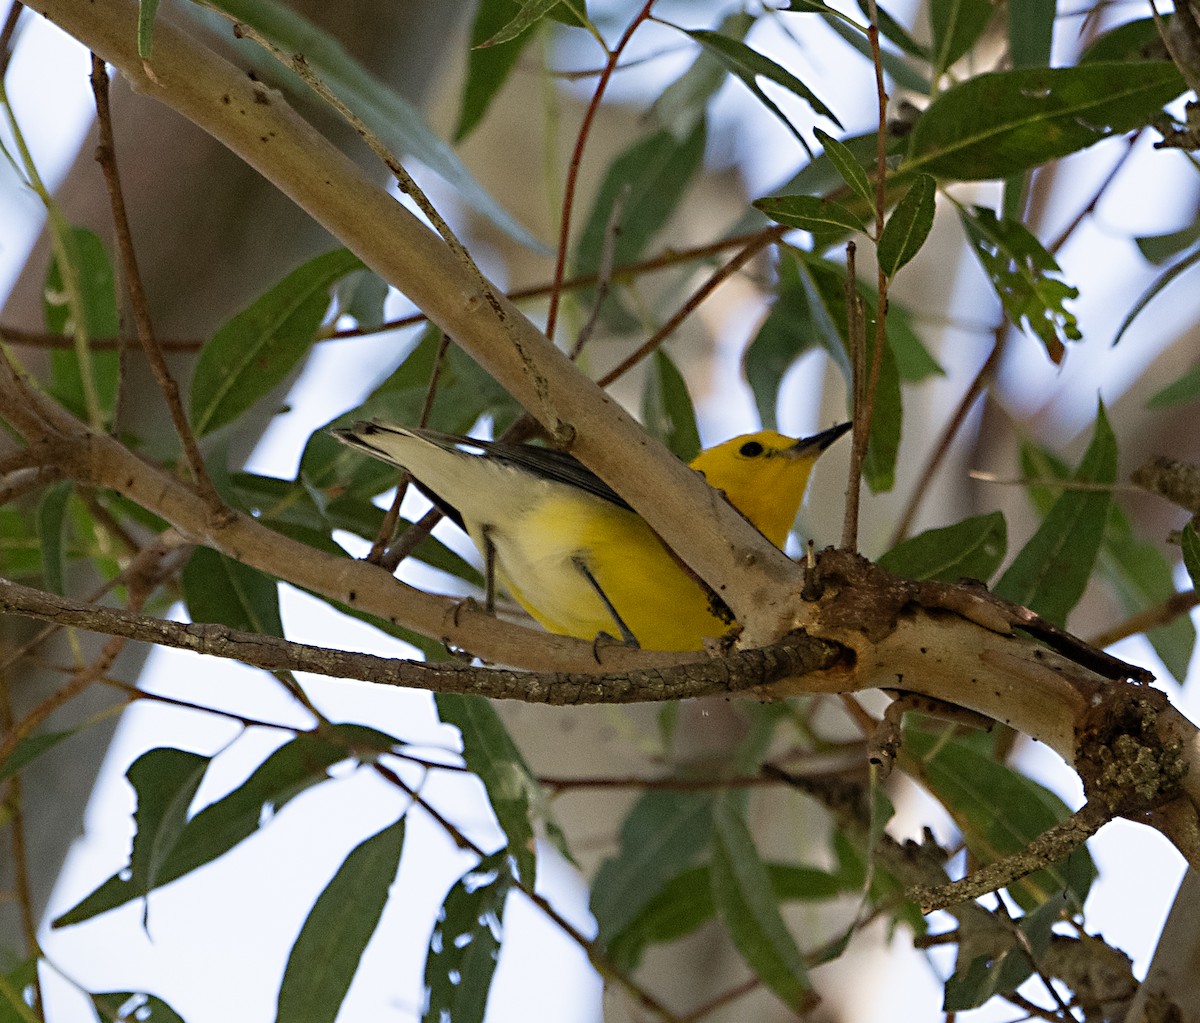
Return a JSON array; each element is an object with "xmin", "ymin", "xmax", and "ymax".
[{"xmin": 739, "ymin": 440, "xmax": 765, "ymax": 458}]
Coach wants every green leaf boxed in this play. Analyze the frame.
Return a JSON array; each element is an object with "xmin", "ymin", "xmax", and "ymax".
[
  {"xmin": 590, "ymin": 790, "xmax": 714, "ymax": 942},
  {"xmin": 1112, "ymin": 242, "xmax": 1200, "ymax": 347},
  {"xmin": 1183, "ymin": 521, "xmax": 1200, "ymax": 592},
  {"xmin": 814, "ymin": 127, "xmax": 875, "ymax": 207},
  {"xmin": 0, "ymin": 728, "xmax": 79, "ymax": 787},
  {"xmin": 995, "ymin": 403, "xmax": 1116, "ymax": 626},
  {"xmin": 52, "ymin": 726, "xmax": 397, "ymax": 927},
  {"xmin": 958, "ymin": 205, "xmax": 1079, "ymax": 363},
  {"xmin": 711, "ymin": 794, "xmax": 811, "ymax": 1010},
  {"xmin": 887, "ymin": 302, "xmax": 944, "ymax": 382},
  {"xmin": 422, "ymin": 850, "xmax": 514, "ymax": 1023},
  {"xmin": 654, "ymin": 13, "xmax": 753, "ymax": 138},
  {"xmin": 334, "ymin": 269, "xmax": 389, "ymax": 330},
  {"xmin": 609, "ymin": 861, "xmax": 845, "ymax": 972},
  {"xmin": 1136, "ymin": 224, "xmax": 1200, "ymax": 265},
  {"xmin": 455, "ymin": 0, "xmax": 544, "ymax": 141},
  {"xmin": 126, "ymin": 748, "xmax": 211, "ymax": 921},
  {"xmin": 1079, "ymin": 16, "xmax": 1168, "ymax": 65},
  {"xmin": 44, "ymin": 226, "xmax": 119, "ymax": 426},
  {"xmin": 906, "ymin": 62, "xmax": 1186, "ymax": 180},
  {"xmin": 682, "ymin": 28, "xmax": 842, "ymax": 151},
  {"xmin": 1007, "ymin": 0, "xmax": 1054, "ymax": 68},
  {"xmin": 477, "ymin": 0, "xmax": 564, "ymax": 46},
  {"xmin": 754, "ymin": 194, "xmax": 865, "ymax": 237},
  {"xmin": 0, "ymin": 959, "xmax": 39, "ymax": 1023},
  {"xmin": 36, "ymin": 481, "xmax": 72, "ymax": 596},
  {"xmin": 0, "ymin": 508, "xmax": 42, "ymax": 579},
  {"xmin": 878, "ymin": 512, "xmax": 1006, "ymax": 583},
  {"xmin": 92, "ymin": 991, "xmax": 185, "ymax": 1023},
  {"xmin": 197, "ymin": 0, "xmax": 543, "ymax": 250},
  {"xmin": 182, "ymin": 546, "xmax": 282, "ymax": 635},
  {"xmin": 877, "ymin": 174, "xmax": 936, "ymax": 277},
  {"xmin": 190, "ymin": 248, "xmax": 364, "ymax": 436},
  {"xmin": 930, "ymin": 0, "xmax": 995, "ymax": 76},
  {"xmin": 641, "ymin": 350, "xmax": 700, "ymax": 462},
  {"xmin": 276, "ymin": 817, "xmax": 406, "ymax": 1023},
  {"xmin": 856, "ymin": 0, "xmax": 930, "ymax": 61},
  {"xmin": 907, "ymin": 728, "xmax": 1096, "ymax": 910},
  {"xmin": 436, "ymin": 694, "xmax": 563, "ymax": 884},
  {"xmin": 137, "ymin": 1, "xmax": 161, "ymax": 60},
  {"xmin": 575, "ymin": 121, "xmax": 705, "ymax": 296}
]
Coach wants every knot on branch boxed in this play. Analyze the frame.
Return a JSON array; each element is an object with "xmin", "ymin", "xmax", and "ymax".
[
  {"xmin": 810, "ymin": 547, "xmax": 917, "ymax": 642},
  {"xmin": 1077, "ymin": 688, "xmax": 1188, "ymax": 816}
]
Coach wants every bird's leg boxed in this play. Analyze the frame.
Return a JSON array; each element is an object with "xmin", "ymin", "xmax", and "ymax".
[
  {"xmin": 572, "ymin": 556, "xmax": 640, "ymax": 648},
  {"xmin": 482, "ymin": 526, "xmax": 497, "ymax": 615}
]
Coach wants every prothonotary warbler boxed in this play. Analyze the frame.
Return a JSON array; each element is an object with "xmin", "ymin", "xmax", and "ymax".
[{"xmin": 334, "ymin": 421, "xmax": 850, "ymax": 651}]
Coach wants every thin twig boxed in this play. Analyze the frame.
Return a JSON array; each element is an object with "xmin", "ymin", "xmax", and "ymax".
[
  {"xmin": 88, "ymin": 55, "xmax": 225, "ymax": 512},
  {"xmin": 544, "ymin": 1, "xmax": 654, "ymax": 344},
  {"xmin": 841, "ymin": 241, "xmax": 866, "ymax": 549},
  {"xmin": 569, "ymin": 185, "xmax": 629, "ymax": 361},
  {"xmin": 1088, "ymin": 589, "xmax": 1200, "ymax": 650}
]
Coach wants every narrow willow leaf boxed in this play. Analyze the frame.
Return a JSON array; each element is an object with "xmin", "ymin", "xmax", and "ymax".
[
  {"xmin": 197, "ymin": 0, "xmax": 543, "ymax": 249},
  {"xmin": 813, "ymin": 127, "xmax": 875, "ymax": 206},
  {"xmin": 930, "ymin": 0, "xmax": 995, "ymax": 76},
  {"xmin": 436, "ymin": 694, "xmax": 563, "ymax": 884},
  {"xmin": 1136, "ymin": 224, "xmax": 1200, "ymax": 265},
  {"xmin": 44, "ymin": 226, "xmax": 119, "ymax": 425},
  {"xmin": 36, "ymin": 481, "xmax": 72, "ymax": 596},
  {"xmin": 183, "ymin": 546, "xmax": 282, "ymax": 636},
  {"xmin": 0, "ymin": 507, "xmax": 41, "ymax": 578},
  {"xmin": 137, "ymin": 0, "xmax": 161, "ymax": 59},
  {"xmin": 455, "ymin": 0, "xmax": 545, "ymax": 140},
  {"xmin": 907, "ymin": 728, "xmax": 1096, "ymax": 911},
  {"xmin": 422, "ymin": 851, "xmax": 514, "ymax": 1023},
  {"xmin": 906, "ymin": 62, "xmax": 1186, "ymax": 180},
  {"xmin": 1112, "ymin": 242, "xmax": 1200, "ymax": 347},
  {"xmin": 52, "ymin": 727, "xmax": 397, "ymax": 927},
  {"xmin": 1183, "ymin": 522, "xmax": 1200, "ymax": 592},
  {"xmin": 573, "ymin": 122, "xmax": 706, "ymax": 329},
  {"xmin": 995, "ymin": 404, "xmax": 1116, "ymax": 626},
  {"xmin": 591, "ymin": 790, "xmax": 714, "ymax": 941},
  {"xmin": 877, "ymin": 174, "xmax": 936, "ymax": 277},
  {"xmin": 126, "ymin": 748, "xmax": 211, "ymax": 921},
  {"xmin": 683, "ymin": 28, "xmax": 842, "ymax": 149},
  {"xmin": 609, "ymin": 861, "xmax": 846, "ymax": 971},
  {"xmin": 276, "ymin": 817, "xmax": 406, "ymax": 1023},
  {"xmin": 92, "ymin": 991, "xmax": 186, "ymax": 1023},
  {"xmin": 477, "ymin": 0, "xmax": 562, "ymax": 46},
  {"xmin": 754, "ymin": 193, "xmax": 865, "ymax": 236},
  {"xmin": 654, "ymin": 12, "xmax": 753, "ymax": 138},
  {"xmin": 711, "ymin": 794, "xmax": 811, "ymax": 1010},
  {"xmin": 857, "ymin": 0, "xmax": 930, "ymax": 60},
  {"xmin": 1008, "ymin": 0, "xmax": 1054, "ymax": 68},
  {"xmin": 0, "ymin": 728, "xmax": 78, "ymax": 786},
  {"xmin": 190, "ymin": 248, "xmax": 364, "ymax": 437},
  {"xmin": 1079, "ymin": 16, "xmax": 1167, "ymax": 64},
  {"xmin": 642, "ymin": 350, "xmax": 700, "ymax": 462},
  {"xmin": 878, "ymin": 512, "xmax": 1007, "ymax": 583},
  {"xmin": 959, "ymin": 205, "xmax": 1079, "ymax": 363}
]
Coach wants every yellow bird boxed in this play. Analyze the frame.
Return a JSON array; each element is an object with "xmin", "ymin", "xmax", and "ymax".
[{"xmin": 334, "ymin": 421, "xmax": 850, "ymax": 651}]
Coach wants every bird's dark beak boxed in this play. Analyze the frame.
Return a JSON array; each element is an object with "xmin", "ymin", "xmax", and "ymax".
[{"xmin": 789, "ymin": 421, "xmax": 852, "ymax": 457}]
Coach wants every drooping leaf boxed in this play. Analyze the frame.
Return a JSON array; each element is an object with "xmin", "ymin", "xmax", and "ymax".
[
  {"xmin": 905, "ymin": 62, "xmax": 1187, "ymax": 180},
  {"xmin": 609, "ymin": 861, "xmax": 846, "ymax": 972},
  {"xmin": 930, "ymin": 0, "xmax": 995, "ymax": 76},
  {"xmin": 958, "ymin": 205, "xmax": 1079, "ymax": 363},
  {"xmin": 182, "ymin": 546, "xmax": 282, "ymax": 636},
  {"xmin": 44, "ymin": 226, "xmax": 119, "ymax": 425},
  {"xmin": 0, "ymin": 728, "xmax": 79, "ymax": 787},
  {"xmin": 1112, "ymin": 242, "xmax": 1200, "ymax": 347},
  {"xmin": 193, "ymin": 0, "xmax": 544, "ymax": 249},
  {"xmin": 276, "ymin": 817, "xmax": 406, "ymax": 1023},
  {"xmin": 126, "ymin": 748, "xmax": 211, "ymax": 922},
  {"xmin": 642, "ymin": 350, "xmax": 700, "ymax": 462},
  {"xmin": 53, "ymin": 726, "xmax": 399, "ymax": 927},
  {"xmin": 1079, "ymin": 16, "xmax": 1169, "ymax": 65},
  {"xmin": 877, "ymin": 173, "xmax": 937, "ymax": 277},
  {"xmin": 422, "ymin": 850, "xmax": 515, "ymax": 1023},
  {"xmin": 710, "ymin": 793, "xmax": 812, "ymax": 1010},
  {"xmin": 92, "ymin": 991, "xmax": 186, "ymax": 1023},
  {"xmin": 995, "ymin": 403, "xmax": 1116, "ymax": 626},
  {"xmin": 476, "ymin": 0, "xmax": 564, "ymax": 47},
  {"xmin": 907, "ymin": 728, "xmax": 1096, "ymax": 911},
  {"xmin": 856, "ymin": 0, "xmax": 930, "ymax": 61},
  {"xmin": 591, "ymin": 790, "xmax": 714, "ymax": 942},
  {"xmin": 1136, "ymin": 224, "xmax": 1200, "ymax": 265},
  {"xmin": 878, "ymin": 512, "xmax": 1006, "ymax": 583},
  {"xmin": 36, "ymin": 481, "xmax": 72, "ymax": 596},
  {"xmin": 572, "ymin": 122, "xmax": 707, "ymax": 330},
  {"xmin": 456, "ymin": 0, "xmax": 545, "ymax": 141},
  {"xmin": 1007, "ymin": 0, "xmax": 1054, "ymax": 68},
  {"xmin": 654, "ymin": 13, "xmax": 753, "ymax": 138},
  {"xmin": 190, "ymin": 248, "xmax": 364, "ymax": 437},
  {"xmin": 681, "ymin": 28, "xmax": 841, "ymax": 151}
]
